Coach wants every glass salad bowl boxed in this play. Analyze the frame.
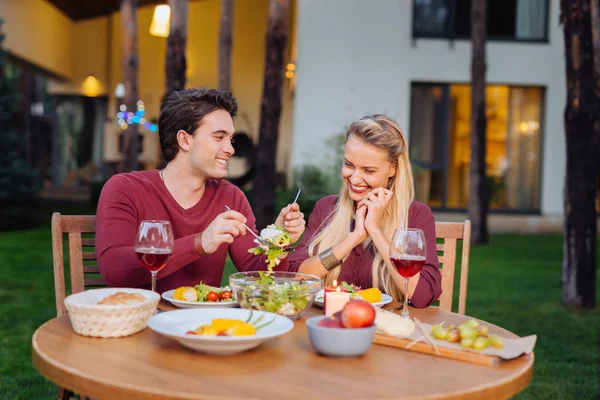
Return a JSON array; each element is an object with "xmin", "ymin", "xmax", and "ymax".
[{"xmin": 229, "ymin": 271, "xmax": 322, "ymax": 319}]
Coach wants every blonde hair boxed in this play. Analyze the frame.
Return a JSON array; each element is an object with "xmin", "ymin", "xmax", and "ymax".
[{"xmin": 308, "ymin": 114, "xmax": 414, "ymax": 301}]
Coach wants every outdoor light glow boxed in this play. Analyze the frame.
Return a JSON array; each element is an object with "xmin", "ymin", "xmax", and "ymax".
[
  {"xmin": 286, "ymin": 63, "xmax": 296, "ymax": 71},
  {"xmin": 116, "ymin": 100, "xmax": 157, "ymax": 133},
  {"xmin": 150, "ymin": 5, "xmax": 171, "ymax": 37},
  {"xmin": 285, "ymin": 71, "xmax": 294, "ymax": 79},
  {"xmin": 115, "ymin": 83, "xmax": 125, "ymax": 98},
  {"xmin": 82, "ymin": 75, "xmax": 101, "ymax": 97}
]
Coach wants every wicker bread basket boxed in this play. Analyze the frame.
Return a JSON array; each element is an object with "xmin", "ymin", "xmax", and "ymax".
[{"xmin": 64, "ymin": 288, "xmax": 160, "ymax": 338}]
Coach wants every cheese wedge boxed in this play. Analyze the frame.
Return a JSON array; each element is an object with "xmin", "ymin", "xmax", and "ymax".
[{"xmin": 374, "ymin": 307, "xmax": 416, "ymax": 337}]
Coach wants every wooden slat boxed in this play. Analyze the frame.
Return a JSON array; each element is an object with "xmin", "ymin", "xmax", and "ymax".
[
  {"xmin": 68, "ymin": 232, "xmax": 85, "ymax": 295},
  {"xmin": 435, "ymin": 220, "xmax": 471, "ymax": 315},
  {"xmin": 83, "ymin": 265, "xmax": 100, "ymax": 274},
  {"xmin": 82, "ymin": 238, "xmax": 95, "ymax": 247},
  {"xmin": 458, "ymin": 220, "xmax": 472, "ymax": 315},
  {"xmin": 435, "ymin": 222, "xmax": 467, "ymax": 239},
  {"xmin": 61, "ymin": 216, "xmax": 96, "ymax": 233},
  {"xmin": 84, "ymin": 277, "xmax": 106, "ymax": 287},
  {"xmin": 82, "ymin": 252, "xmax": 96, "ymax": 260},
  {"xmin": 438, "ymin": 238, "xmax": 457, "ymax": 313},
  {"xmin": 51, "ymin": 213, "xmax": 67, "ymax": 316}
]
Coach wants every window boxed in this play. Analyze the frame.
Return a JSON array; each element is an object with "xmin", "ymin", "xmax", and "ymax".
[
  {"xmin": 413, "ymin": 0, "xmax": 549, "ymax": 42},
  {"xmin": 409, "ymin": 82, "xmax": 544, "ymax": 211}
]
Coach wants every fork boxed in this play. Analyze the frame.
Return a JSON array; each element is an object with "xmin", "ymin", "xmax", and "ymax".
[
  {"xmin": 223, "ymin": 206, "xmax": 271, "ymax": 247},
  {"xmin": 284, "ymin": 188, "xmax": 302, "ymax": 229},
  {"xmin": 224, "ymin": 205, "xmax": 297, "ymax": 252}
]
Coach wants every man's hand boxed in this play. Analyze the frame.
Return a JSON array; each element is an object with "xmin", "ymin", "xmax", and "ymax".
[
  {"xmin": 275, "ymin": 203, "xmax": 305, "ymax": 243},
  {"xmin": 201, "ymin": 210, "xmax": 247, "ymax": 254}
]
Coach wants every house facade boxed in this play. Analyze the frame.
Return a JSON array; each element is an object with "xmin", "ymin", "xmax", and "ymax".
[
  {"xmin": 291, "ymin": 0, "xmax": 578, "ymax": 230},
  {"xmin": 1, "ymin": 0, "xmax": 596, "ymax": 231}
]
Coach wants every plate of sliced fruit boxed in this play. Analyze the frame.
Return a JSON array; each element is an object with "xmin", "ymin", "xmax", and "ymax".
[
  {"xmin": 147, "ymin": 308, "xmax": 294, "ymax": 355},
  {"xmin": 162, "ymin": 282, "xmax": 238, "ymax": 309},
  {"xmin": 314, "ymin": 286, "xmax": 393, "ymax": 308}
]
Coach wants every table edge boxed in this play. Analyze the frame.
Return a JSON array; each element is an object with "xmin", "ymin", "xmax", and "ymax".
[{"xmin": 32, "ymin": 316, "xmax": 535, "ymax": 400}]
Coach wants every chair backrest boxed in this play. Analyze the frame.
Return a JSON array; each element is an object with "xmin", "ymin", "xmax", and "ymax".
[
  {"xmin": 434, "ymin": 220, "xmax": 471, "ymax": 315},
  {"xmin": 51, "ymin": 213, "xmax": 104, "ymax": 316}
]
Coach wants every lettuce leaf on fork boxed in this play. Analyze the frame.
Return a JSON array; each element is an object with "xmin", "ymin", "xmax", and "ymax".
[{"xmin": 248, "ymin": 224, "xmax": 292, "ymax": 270}]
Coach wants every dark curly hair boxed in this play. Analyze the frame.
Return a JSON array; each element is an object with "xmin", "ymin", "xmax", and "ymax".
[{"xmin": 158, "ymin": 88, "xmax": 238, "ymax": 162}]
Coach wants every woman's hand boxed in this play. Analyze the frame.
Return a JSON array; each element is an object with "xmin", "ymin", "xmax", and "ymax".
[
  {"xmin": 358, "ymin": 188, "xmax": 393, "ymax": 235},
  {"xmin": 350, "ymin": 204, "xmax": 369, "ymax": 244}
]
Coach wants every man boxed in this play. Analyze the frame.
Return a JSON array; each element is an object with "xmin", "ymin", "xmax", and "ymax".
[{"xmin": 96, "ymin": 88, "xmax": 305, "ymax": 292}]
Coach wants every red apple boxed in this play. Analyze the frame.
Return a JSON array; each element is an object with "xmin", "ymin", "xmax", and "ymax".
[
  {"xmin": 341, "ymin": 299, "xmax": 376, "ymax": 328},
  {"xmin": 317, "ymin": 317, "xmax": 345, "ymax": 328},
  {"xmin": 331, "ymin": 311, "xmax": 342, "ymax": 321}
]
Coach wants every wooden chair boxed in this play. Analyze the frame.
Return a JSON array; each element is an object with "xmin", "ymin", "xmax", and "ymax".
[
  {"xmin": 435, "ymin": 220, "xmax": 472, "ymax": 315},
  {"xmin": 51, "ymin": 213, "xmax": 104, "ymax": 400}
]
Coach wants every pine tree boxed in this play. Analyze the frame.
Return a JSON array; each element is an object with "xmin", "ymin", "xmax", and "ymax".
[{"xmin": 0, "ymin": 19, "xmax": 41, "ymax": 231}]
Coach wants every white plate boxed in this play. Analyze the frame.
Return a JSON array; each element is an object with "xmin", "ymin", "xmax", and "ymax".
[
  {"xmin": 313, "ymin": 289, "xmax": 393, "ymax": 308},
  {"xmin": 162, "ymin": 289, "xmax": 239, "ymax": 309},
  {"xmin": 147, "ymin": 308, "xmax": 294, "ymax": 355}
]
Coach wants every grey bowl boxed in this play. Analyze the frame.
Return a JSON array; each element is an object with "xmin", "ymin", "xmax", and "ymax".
[{"xmin": 305, "ymin": 315, "xmax": 376, "ymax": 357}]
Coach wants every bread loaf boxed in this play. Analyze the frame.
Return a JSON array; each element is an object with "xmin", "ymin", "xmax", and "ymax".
[{"xmin": 98, "ymin": 292, "xmax": 146, "ymax": 305}]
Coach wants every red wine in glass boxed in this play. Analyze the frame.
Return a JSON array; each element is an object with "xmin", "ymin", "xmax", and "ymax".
[
  {"xmin": 136, "ymin": 248, "xmax": 172, "ymax": 272},
  {"xmin": 391, "ymin": 255, "xmax": 426, "ymax": 278},
  {"xmin": 135, "ymin": 220, "xmax": 174, "ymax": 294},
  {"xmin": 389, "ymin": 228, "xmax": 427, "ymax": 319}
]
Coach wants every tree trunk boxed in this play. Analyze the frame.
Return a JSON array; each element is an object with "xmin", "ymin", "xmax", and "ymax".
[
  {"xmin": 165, "ymin": 0, "xmax": 188, "ymax": 95},
  {"xmin": 468, "ymin": 0, "xmax": 488, "ymax": 245},
  {"xmin": 219, "ymin": 0, "xmax": 234, "ymax": 92},
  {"xmin": 120, "ymin": 0, "xmax": 140, "ymax": 172},
  {"xmin": 560, "ymin": 0, "xmax": 599, "ymax": 308},
  {"xmin": 252, "ymin": 0, "xmax": 290, "ymax": 229}
]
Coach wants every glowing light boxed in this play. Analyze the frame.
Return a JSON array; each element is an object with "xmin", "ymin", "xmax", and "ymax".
[
  {"xmin": 82, "ymin": 75, "xmax": 101, "ymax": 97},
  {"xmin": 149, "ymin": 5, "xmax": 170, "ymax": 37}
]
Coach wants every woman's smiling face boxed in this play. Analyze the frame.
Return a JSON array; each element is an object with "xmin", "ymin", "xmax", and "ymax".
[{"xmin": 341, "ymin": 134, "xmax": 397, "ymax": 202}]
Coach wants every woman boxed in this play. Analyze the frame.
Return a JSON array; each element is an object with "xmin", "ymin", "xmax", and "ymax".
[{"xmin": 288, "ymin": 114, "xmax": 441, "ymax": 308}]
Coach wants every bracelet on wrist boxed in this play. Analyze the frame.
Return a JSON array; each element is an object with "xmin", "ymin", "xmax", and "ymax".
[{"xmin": 318, "ymin": 247, "xmax": 341, "ymax": 271}]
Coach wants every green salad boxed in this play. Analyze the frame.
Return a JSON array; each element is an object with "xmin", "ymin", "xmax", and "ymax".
[
  {"xmin": 248, "ymin": 224, "xmax": 292, "ymax": 270},
  {"xmin": 235, "ymin": 271, "xmax": 313, "ymax": 317}
]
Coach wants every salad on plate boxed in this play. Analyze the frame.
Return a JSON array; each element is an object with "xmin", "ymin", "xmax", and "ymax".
[{"xmin": 162, "ymin": 282, "xmax": 238, "ymax": 308}]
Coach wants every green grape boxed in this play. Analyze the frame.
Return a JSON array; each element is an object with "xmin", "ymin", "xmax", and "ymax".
[
  {"xmin": 431, "ymin": 325, "xmax": 448, "ymax": 340},
  {"xmin": 460, "ymin": 337, "xmax": 474, "ymax": 348},
  {"xmin": 476, "ymin": 325, "xmax": 489, "ymax": 336},
  {"xmin": 473, "ymin": 336, "xmax": 490, "ymax": 350},
  {"xmin": 465, "ymin": 319, "xmax": 480, "ymax": 329},
  {"xmin": 459, "ymin": 325, "xmax": 478, "ymax": 339},
  {"xmin": 489, "ymin": 335, "xmax": 505, "ymax": 348}
]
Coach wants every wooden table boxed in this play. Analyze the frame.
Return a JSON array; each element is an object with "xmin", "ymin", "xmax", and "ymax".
[{"xmin": 32, "ymin": 302, "xmax": 533, "ymax": 400}]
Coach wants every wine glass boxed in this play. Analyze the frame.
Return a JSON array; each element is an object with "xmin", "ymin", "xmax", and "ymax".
[
  {"xmin": 135, "ymin": 220, "xmax": 174, "ymax": 293},
  {"xmin": 389, "ymin": 228, "xmax": 427, "ymax": 319}
]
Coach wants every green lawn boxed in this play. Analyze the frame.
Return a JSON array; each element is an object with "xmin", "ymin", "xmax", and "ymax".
[{"xmin": 0, "ymin": 226, "xmax": 598, "ymax": 399}]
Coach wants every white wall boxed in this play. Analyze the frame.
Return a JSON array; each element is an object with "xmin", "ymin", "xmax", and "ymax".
[{"xmin": 292, "ymin": 0, "xmax": 564, "ymax": 216}]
